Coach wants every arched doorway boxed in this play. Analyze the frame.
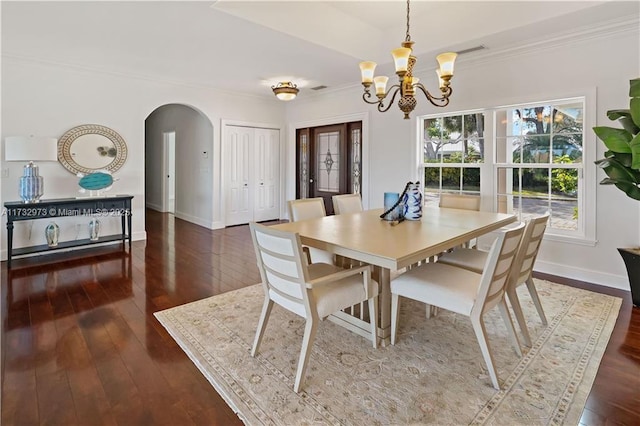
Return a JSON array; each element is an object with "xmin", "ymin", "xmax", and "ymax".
[{"xmin": 144, "ymin": 104, "xmax": 214, "ymax": 228}]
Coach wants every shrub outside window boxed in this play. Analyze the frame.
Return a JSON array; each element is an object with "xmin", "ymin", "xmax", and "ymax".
[
  {"xmin": 422, "ymin": 112, "xmax": 485, "ymax": 207},
  {"xmin": 419, "ymin": 96, "xmax": 591, "ymax": 241},
  {"xmin": 495, "ymin": 99, "xmax": 584, "ymax": 235}
]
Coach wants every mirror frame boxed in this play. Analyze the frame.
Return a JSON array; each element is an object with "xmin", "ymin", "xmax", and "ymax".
[{"xmin": 58, "ymin": 124, "xmax": 128, "ymax": 175}]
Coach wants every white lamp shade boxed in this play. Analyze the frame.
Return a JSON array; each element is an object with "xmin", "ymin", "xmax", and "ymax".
[
  {"xmin": 392, "ymin": 47, "xmax": 412, "ymax": 73},
  {"xmin": 373, "ymin": 76, "xmax": 389, "ymax": 95},
  {"xmin": 359, "ymin": 61, "xmax": 377, "ymax": 83},
  {"xmin": 436, "ymin": 52, "xmax": 457, "ymax": 77},
  {"xmin": 275, "ymin": 92, "xmax": 297, "ymax": 101},
  {"xmin": 5, "ymin": 136, "xmax": 58, "ymax": 162}
]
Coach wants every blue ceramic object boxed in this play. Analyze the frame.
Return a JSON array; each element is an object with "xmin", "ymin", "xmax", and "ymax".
[
  {"xmin": 383, "ymin": 192, "xmax": 403, "ymax": 221},
  {"xmin": 78, "ymin": 171, "xmax": 113, "ymax": 191},
  {"xmin": 402, "ymin": 182, "xmax": 423, "ymax": 220},
  {"xmin": 19, "ymin": 163, "xmax": 44, "ymax": 203},
  {"xmin": 45, "ymin": 222, "xmax": 59, "ymax": 247},
  {"xmin": 89, "ymin": 218, "xmax": 101, "ymax": 241}
]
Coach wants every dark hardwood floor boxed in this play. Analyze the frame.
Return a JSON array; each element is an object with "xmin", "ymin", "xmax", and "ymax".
[{"xmin": 1, "ymin": 209, "xmax": 639, "ymax": 425}]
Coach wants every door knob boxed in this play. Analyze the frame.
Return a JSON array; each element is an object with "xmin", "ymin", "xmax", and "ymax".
[{"xmin": 260, "ymin": 182, "xmax": 264, "ymax": 185}]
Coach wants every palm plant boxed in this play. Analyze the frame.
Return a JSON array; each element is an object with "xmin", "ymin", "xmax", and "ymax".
[
  {"xmin": 593, "ymin": 78, "xmax": 640, "ymax": 200},
  {"xmin": 594, "ymin": 78, "xmax": 640, "ymax": 307}
]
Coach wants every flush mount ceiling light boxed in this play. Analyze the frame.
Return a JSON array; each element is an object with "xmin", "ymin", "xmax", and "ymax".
[
  {"xmin": 272, "ymin": 81, "xmax": 299, "ymax": 101},
  {"xmin": 359, "ymin": 0, "xmax": 457, "ymax": 119}
]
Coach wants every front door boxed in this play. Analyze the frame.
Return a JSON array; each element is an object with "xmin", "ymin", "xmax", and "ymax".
[
  {"xmin": 311, "ymin": 124, "xmax": 347, "ymax": 215},
  {"xmin": 296, "ymin": 121, "xmax": 362, "ymax": 215}
]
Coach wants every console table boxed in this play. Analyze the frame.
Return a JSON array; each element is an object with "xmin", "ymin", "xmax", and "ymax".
[{"xmin": 4, "ymin": 195, "xmax": 133, "ymax": 268}]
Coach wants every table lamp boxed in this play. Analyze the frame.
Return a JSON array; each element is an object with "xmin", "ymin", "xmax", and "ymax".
[{"xmin": 4, "ymin": 135, "xmax": 58, "ymax": 203}]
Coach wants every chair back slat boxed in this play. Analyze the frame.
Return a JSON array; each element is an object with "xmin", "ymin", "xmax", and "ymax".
[
  {"xmin": 439, "ymin": 193, "xmax": 481, "ymax": 211},
  {"xmin": 509, "ymin": 213, "xmax": 549, "ymax": 289},
  {"xmin": 474, "ymin": 223, "xmax": 525, "ymax": 313},
  {"xmin": 288, "ymin": 198, "xmax": 326, "ymax": 221},
  {"xmin": 332, "ymin": 194, "xmax": 363, "ymax": 214}
]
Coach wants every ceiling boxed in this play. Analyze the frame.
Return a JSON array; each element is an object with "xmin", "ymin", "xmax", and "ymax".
[{"xmin": 2, "ymin": 1, "xmax": 637, "ymax": 100}]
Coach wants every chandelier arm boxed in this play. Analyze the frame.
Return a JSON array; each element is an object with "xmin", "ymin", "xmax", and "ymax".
[
  {"xmin": 362, "ymin": 84, "xmax": 401, "ymax": 106},
  {"xmin": 415, "ymin": 83, "xmax": 453, "ymax": 107},
  {"xmin": 362, "ymin": 91, "xmax": 382, "ymax": 105},
  {"xmin": 377, "ymin": 87, "xmax": 402, "ymax": 113}
]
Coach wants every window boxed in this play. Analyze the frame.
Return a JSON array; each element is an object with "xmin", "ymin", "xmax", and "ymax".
[
  {"xmin": 495, "ymin": 100, "xmax": 584, "ymax": 236},
  {"xmin": 421, "ymin": 112, "xmax": 486, "ymax": 207},
  {"xmin": 419, "ymin": 95, "xmax": 594, "ymax": 242}
]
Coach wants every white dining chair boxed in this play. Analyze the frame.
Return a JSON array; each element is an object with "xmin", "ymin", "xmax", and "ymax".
[
  {"xmin": 390, "ymin": 223, "xmax": 525, "ymax": 390},
  {"xmin": 437, "ymin": 213, "xmax": 550, "ymax": 346},
  {"xmin": 419, "ymin": 192, "xmax": 482, "ymax": 318},
  {"xmin": 439, "ymin": 193, "xmax": 481, "ymax": 249},
  {"xmin": 249, "ymin": 222, "xmax": 378, "ymax": 393},
  {"xmin": 287, "ymin": 198, "xmax": 335, "ymax": 265},
  {"xmin": 439, "ymin": 193, "xmax": 481, "ymax": 211},
  {"xmin": 332, "ymin": 193, "xmax": 363, "ymax": 214}
]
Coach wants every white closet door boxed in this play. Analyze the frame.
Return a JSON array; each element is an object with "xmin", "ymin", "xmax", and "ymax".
[
  {"xmin": 226, "ymin": 126, "xmax": 253, "ymax": 226},
  {"xmin": 253, "ymin": 128, "xmax": 280, "ymax": 222}
]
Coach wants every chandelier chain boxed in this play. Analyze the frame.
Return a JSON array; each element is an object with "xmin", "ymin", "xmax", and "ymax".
[{"xmin": 405, "ymin": 0, "xmax": 411, "ymax": 42}]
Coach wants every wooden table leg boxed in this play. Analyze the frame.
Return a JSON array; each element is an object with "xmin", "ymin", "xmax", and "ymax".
[{"xmin": 373, "ymin": 266, "xmax": 392, "ymax": 346}]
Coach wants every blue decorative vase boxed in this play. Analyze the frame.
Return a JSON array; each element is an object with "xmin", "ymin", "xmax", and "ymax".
[
  {"xmin": 383, "ymin": 192, "xmax": 403, "ymax": 221},
  {"xmin": 402, "ymin": 182, "xmax": 423, "ymax": 220},
  {"xmin": 89, "ymin": 218, "xmax": 101, "ymax": 241},
  {"xmin": 19, "ymin": 162, "xmax": 44, "ymax": 203},
  {"xmin": 45, "ymin": 222, "xmax": 59, "ymax": 247}
]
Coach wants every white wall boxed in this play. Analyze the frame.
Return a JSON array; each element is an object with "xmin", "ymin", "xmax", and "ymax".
[
  {"xmin": 145, "ymin": 104, "xmax": 214, "ymax": 228},
  {"xmin": 2, "ymin": 21, "xmax": 638, "ymax": 293},
  {"xmin": 285, "ymin": 28, "xmax": 640, "ymax": 291},
  {"xmin": 1, "ymin": 57, "xmax": 285, "ymax": 257}
]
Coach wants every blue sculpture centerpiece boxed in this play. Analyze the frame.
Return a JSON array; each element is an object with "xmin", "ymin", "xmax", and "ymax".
[{"xmin": 77, "ymin": 170, "xmax": 114, "ymax": 198}]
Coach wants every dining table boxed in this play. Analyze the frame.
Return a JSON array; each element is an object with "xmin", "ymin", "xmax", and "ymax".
[{"xmin": 271, "ymin": 206, "xmax": 517, "ymax": 345}]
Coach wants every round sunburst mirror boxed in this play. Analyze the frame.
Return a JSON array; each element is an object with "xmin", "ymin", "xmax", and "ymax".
[{"xmin": 58, "ymin": 124, "xmax": 128, "ymax": 175}]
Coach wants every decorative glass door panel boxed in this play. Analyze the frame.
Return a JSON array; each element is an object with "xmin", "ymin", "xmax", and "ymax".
[
  {"xmin": 295, "ymin": 122, "xmax": 361, "ymax": 215},
  {"xmin": 317, "ymin": 131, "xmax": 340, "ymax": 193}
]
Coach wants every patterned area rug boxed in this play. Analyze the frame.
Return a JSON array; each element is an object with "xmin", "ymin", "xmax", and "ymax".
[{"xmin": 154, "ymin": 280, "xmax": 621, "ymax": 425}]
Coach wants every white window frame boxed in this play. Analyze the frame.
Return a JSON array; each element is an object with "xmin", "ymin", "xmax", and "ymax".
[
  {"xmin": 418, "ymin": 90, "xmax": 596, "ymax": 245},
  {"xmin": 418, "ymin": 109, "xmax": 492, "ymax": 209}
]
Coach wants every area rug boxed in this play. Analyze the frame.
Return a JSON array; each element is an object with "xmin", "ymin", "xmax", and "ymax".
[{"xmin": 154, "ymin": 280, "xmax": 621, "ymax": 425}]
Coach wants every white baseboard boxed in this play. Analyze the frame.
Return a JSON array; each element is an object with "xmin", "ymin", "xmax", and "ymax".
[
  {"xmin": 144, "ymin": 205, "xmax": 223, "ymax": 229},
  {"xmin": 535, "ymin": 259, "xmax": 630, "ymax": 292},
  {"xmin": 146, "ymin": 202, "xmax": 164, "ymax": 212},
  {"xmin": 132, "ymin": 231, "xmax": 147, "ymax": 241},
  {"xmin": 174, "ymin": 211, "xmax": 215, "ymax": 229}
]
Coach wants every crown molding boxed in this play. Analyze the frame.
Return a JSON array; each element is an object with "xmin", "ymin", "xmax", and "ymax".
[
  {"xmin": 450, "ymin": 15, "xmax": 640, "ymax": 72},
  {"xmin": 1, "ymin": 53, "xmax": 274, "ymax": 102},
  {"xmin": 304, "ymin": 14, "xmax": 640, "ymax": 100}
]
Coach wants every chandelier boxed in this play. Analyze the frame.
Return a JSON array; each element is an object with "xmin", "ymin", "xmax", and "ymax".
[
  {"xmin": 359, "ymin": 0, "xmax": 457, "ymax": 119},
  {"xmin": 272, "ymin": 81, "xmax": 299, "ymax": 101}
]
